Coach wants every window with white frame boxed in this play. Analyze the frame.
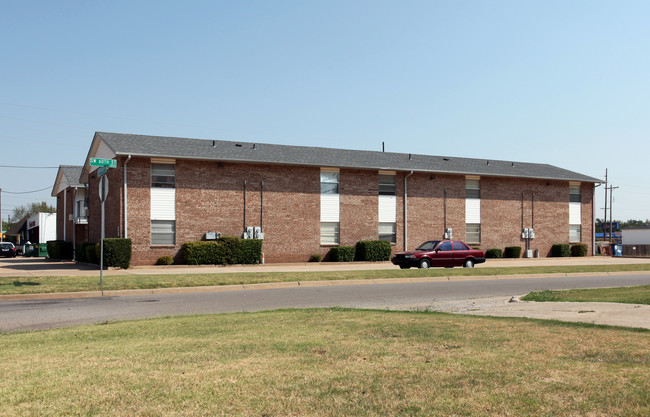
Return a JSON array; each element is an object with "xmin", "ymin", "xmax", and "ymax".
[
  {"xmin": 320, "ymin": 222, "xmax": 340, "ymax": 245},
  {"xmin": 569, "ymin": 183, "xmax": 581, "ymax": 243},
  {"xmin": 320, "ymin": 170, "xmax": 339, "ymax": 194},
  {"xmin": 321, "ymin": 168, "xmax": 340, "ymax": 244},
  {"xmin": 465, "ymin": 177, "xmax": 481, "ymax": 243},
  {"xmin": 569, "ymin": 225, "xmax": 581, "ymax": 243},
  {"xmin": 151, "ymin": 220, "xmax": 175, "ymax": 246},
  {"xmin": 152, "ymin": 163, "xmax": 176, "ymax": 188},
  {"xmin": 378, "ymin": 171, "xmax": 396, "ymax": 243},
  {"xmin": 466, "ymin": 224, "xmax": 481, "ymax": 244},
  {"xmin": 379, "ymin": 174, "xmax": 396, "ymax": 196},
  {"xmin": 151, "ymin": 160, "xmax": 176, "ymax": 246},
  {"xmin": 379, "ymin": 222, "xmax": 396, "ymax": 243}
]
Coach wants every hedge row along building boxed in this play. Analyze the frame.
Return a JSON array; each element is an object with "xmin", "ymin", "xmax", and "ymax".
[{"xmin": 52, "ymin": 132, "xmax": 601, "ymax": 265}]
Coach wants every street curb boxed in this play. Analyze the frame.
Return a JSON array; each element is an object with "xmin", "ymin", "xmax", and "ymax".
[{"xmin": 3, "ymin": 271, "xmax": 650, "ymax": 301}]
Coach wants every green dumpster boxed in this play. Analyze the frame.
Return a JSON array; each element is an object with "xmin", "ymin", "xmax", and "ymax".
[
  {"xmin": 24, "ymin": 244, "xmax": 35, "ymax": 257},
  {"xmin": 37, "ymin": 244, "xmax": 48, "ymax": 257}
]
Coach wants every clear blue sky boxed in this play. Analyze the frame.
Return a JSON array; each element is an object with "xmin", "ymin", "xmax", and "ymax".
[{"xmin": 2, "ymin": 0, "xmax": 649, "ymax": 224}]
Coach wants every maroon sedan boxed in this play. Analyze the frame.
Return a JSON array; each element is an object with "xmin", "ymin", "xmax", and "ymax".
[{"xmin": 392, "ymin": 240, "xmax": 486, "ymax": 269}]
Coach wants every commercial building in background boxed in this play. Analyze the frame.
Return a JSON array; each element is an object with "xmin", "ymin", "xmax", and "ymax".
[
  {"xmin": 622, "ymin": 227, "xmax": 650, "ymax": 257},
  {"xmin": 54, "ymin": 131, "xmax": 601, "ymax": 265}
]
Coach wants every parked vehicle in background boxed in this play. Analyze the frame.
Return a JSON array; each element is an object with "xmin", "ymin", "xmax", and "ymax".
[
  {"xmin": 391, "ymin": 240, "xmax": 486, "ymax": 269},
  {"xmin": 0, "ymin": 242, "xmax": 17, "ymax": 258}
]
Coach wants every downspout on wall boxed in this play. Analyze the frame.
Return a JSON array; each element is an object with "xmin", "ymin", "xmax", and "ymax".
[
  {"xmin": 72, "ymin": 187, "xmax": 77, "ymax": 260},
  {"xmin": 403, "ymin": 171, "xmax": 414, "ymax": 251},
  {"xmin": 123, "ymin": 155, "xmax": 132, "ymax": 238},
  {"xmin": 63, "ymin": 188, "xmax": 67, "ymax": 240}
]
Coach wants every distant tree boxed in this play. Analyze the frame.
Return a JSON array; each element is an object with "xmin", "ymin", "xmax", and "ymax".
[
  {"xmin": 596, "ymin": 218, "xmax": 650, "ymax": 232},
  {"xmin": 11, "ymin": 201, "xmax": 56, "ymax": 221}
]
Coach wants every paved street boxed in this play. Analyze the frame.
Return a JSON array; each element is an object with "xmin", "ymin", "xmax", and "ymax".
[{"xmin": 1, "ymin": 272, "xmax": 649, "ymax": 332}]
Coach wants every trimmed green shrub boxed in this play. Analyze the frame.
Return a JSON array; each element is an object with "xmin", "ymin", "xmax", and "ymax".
[
  {"xmin": 355, "ymin": 240, "xmax": 392, "ymax": 262},
  {"xmin": 551, "ymin": 243, "xmax": 571, "ymax": 257},
  {"xmin": 504, "ymin": 246, "xmax": 522, "ymax": 258},
  {"xmin": 77, "ymin": 243, "xmax": 99, "ymax": 264},
  {"xmin": 156, "ymin": 256, "xmax": 174, "ymax": 265},
  {"xmin": 329, "ymin": 246, "xmax": 355, "ymax": 262},
  {"xmin": 485, "ymin": 248, "xmax": 503, "ymax": 259},
  {"xmin": 75, "ymin": 243, "xmax": 87, "ymax": 263},
  {"xmin": 237, "ymin": 239, "xmax": 264, "ymax": 264},
  {"xmin": 571, "ymin": 243, "xmax": 588, "ymax": 257},
  {"xmin": 102, "ymin": 238, "xmax": 132, "ymax": 269},
  {"xmin": 182, "ymin": 242, "xmax": 225, "ymax": 265},
  {"xmin": 181, "ymin": 237, "xmax": 262, "ymax": 265},
  {"xmin": 47, "ymin": 240, "xmax": 74, "ymax": 260},
  {"xmin": 309, "ymin": 254, "xmax": 322, "ymax": 262}
]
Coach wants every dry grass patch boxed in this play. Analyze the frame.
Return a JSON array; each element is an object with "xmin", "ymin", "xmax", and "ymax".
[{"xmin": 1, "ymin": 309, "xmax": 648, "ymax": 416}]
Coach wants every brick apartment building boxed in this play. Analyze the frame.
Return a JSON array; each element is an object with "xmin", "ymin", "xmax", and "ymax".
[
  {"xmin": 51, "ymin": 165, "xmax": 88, "ymax": 247},
  {"xmin": 54, "ymin": 132, "xmax": 600, "ymax": 265}
]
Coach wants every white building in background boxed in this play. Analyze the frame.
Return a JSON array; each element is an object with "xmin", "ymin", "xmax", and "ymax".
[
  {"xmin": 26, "ymin": 212, "xmax": 57, "ymax": 244},
  {"xmin": 622, "ymin": 227, "xmax": 650, "ymax": 245}
]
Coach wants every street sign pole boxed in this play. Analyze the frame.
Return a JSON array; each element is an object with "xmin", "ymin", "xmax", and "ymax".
[
  {"xmin": 100, "ymin": 193, "xmax": 104, "ymax": 286},
  {"xmin": 99, "ymin": 176, "xmax": 109, "ymax": 287}
]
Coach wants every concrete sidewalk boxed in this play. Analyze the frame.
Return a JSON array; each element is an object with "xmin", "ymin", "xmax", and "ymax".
[
  {"xmin": 407, "ymin": 296, "xmax": 650, "ymax": 330},
  {"xmin": 2, "ymin": 255, "xmax": 650, "ymax": 278}
]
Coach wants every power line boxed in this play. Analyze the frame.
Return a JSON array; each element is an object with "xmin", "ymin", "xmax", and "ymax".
[
  {"xmin": 2, "ymin": 186, "xmax": 52, "ymax": 194},
  {"xmin": 0, "ymin": 165, "xmax": 59, "ymax": 169}
]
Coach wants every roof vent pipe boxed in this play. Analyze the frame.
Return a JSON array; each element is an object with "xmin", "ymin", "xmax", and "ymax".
[
  {"xmin": 212, "ymin": 140, "xmax": 216, "ymax": 147},
  {"xmin": 253, "ymin": 144, "xmax": 256, "ymax": 150},
  {"xmin": 382, "ymin": 141, "xmax": 385, "ymax": 152},
  {"xmin": 408, "ymin": 153, "xmax": 412, "ymax": 160},
  {"xmin": 487, "ymin": 160, "xmax": 490, "ymax": 165}
]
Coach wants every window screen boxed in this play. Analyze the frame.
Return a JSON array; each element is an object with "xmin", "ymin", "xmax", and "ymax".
[
  {"xmin": 320, "ymin": 170, "xmax": 339, "ymax": 194},
  {"xmin": 379, "ymin": 174, "xmax": 396, "ymax": 196},
  {"xmin": 466, "ymin": 224, "xmax": 481, "ymax": 244},
  {"xmin": 378, "ymin": 222, "xmax": 396, "ymax": 243},
  {"xmin": 151, "ymin": 220, "xmax": 175, "ymax": 245},
  {"xmin": 152, "ymin": 163, "xmax": 175, "ymax": 188},
  {"xmin": 320, "ymin": 222, "xmax": 340, "ymax": 245}
]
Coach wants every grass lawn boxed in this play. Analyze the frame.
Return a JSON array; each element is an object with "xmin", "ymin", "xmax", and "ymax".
[
  {"xmin": 1, "ymin": 309, "xmax": 648, "ymax": 416},
  {"xmin": 522, "ymin": 284, "xmax": 650, "ymax": 305},
  {"xmin": 2, "ymin": 263, "xmax": 650, "ymax": 295}
]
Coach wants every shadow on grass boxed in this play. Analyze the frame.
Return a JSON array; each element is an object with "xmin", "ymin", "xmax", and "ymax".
[{"xmin": 12, "ymin": 281, "xmax": 41, "ymax": 287}]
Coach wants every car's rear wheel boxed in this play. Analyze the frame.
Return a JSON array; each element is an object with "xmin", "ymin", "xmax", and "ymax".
[
  {"xmin": 463, "ymin": 258, "xmax": 474, "ymax": 268},
  {"xmin": 419, "ymin": 258, "xmax": 431, "ymax": 269}
]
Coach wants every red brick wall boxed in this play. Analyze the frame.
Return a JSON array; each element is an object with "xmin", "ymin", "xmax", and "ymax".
[
  {"xmin": 481, "ymin": 178, "xmax": 594, "ymax": 256},
  {"xmin": 88, "ymin": 162, "xmax": 123, "ymax": 243},
  {"xmin": 405, "ymin": 173, "xmax": 465, "ymax": 250},
  {"xmin": 340, "ymin": 169, "xmax": 379, "ymax": 247},
  {"xmin": 86, "ymin": 155, "xmax": 595, "ymax": 265}
]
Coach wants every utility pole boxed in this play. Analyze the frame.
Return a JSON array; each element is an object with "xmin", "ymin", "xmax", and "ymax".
[
  {"xmin": 0, "ymin": 187, "xmax": 3, "ymax": 242},
  {"xmin": 603, "ymin": 169, "xmax": 608, "ymax": 240},
  {"xmin": 609, "ymin": 184, "xmax": 619, "ymax": 243}
]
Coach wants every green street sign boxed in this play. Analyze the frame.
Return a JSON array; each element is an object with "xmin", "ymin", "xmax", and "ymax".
[{"xmin": 90, "ymin": 158, "xmax": 117, "ymax": 168}]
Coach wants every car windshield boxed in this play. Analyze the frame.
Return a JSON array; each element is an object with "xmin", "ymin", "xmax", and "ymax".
[{"xmin": 416, "ymin": 241, "xmax": 440, "ymax": 251}]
